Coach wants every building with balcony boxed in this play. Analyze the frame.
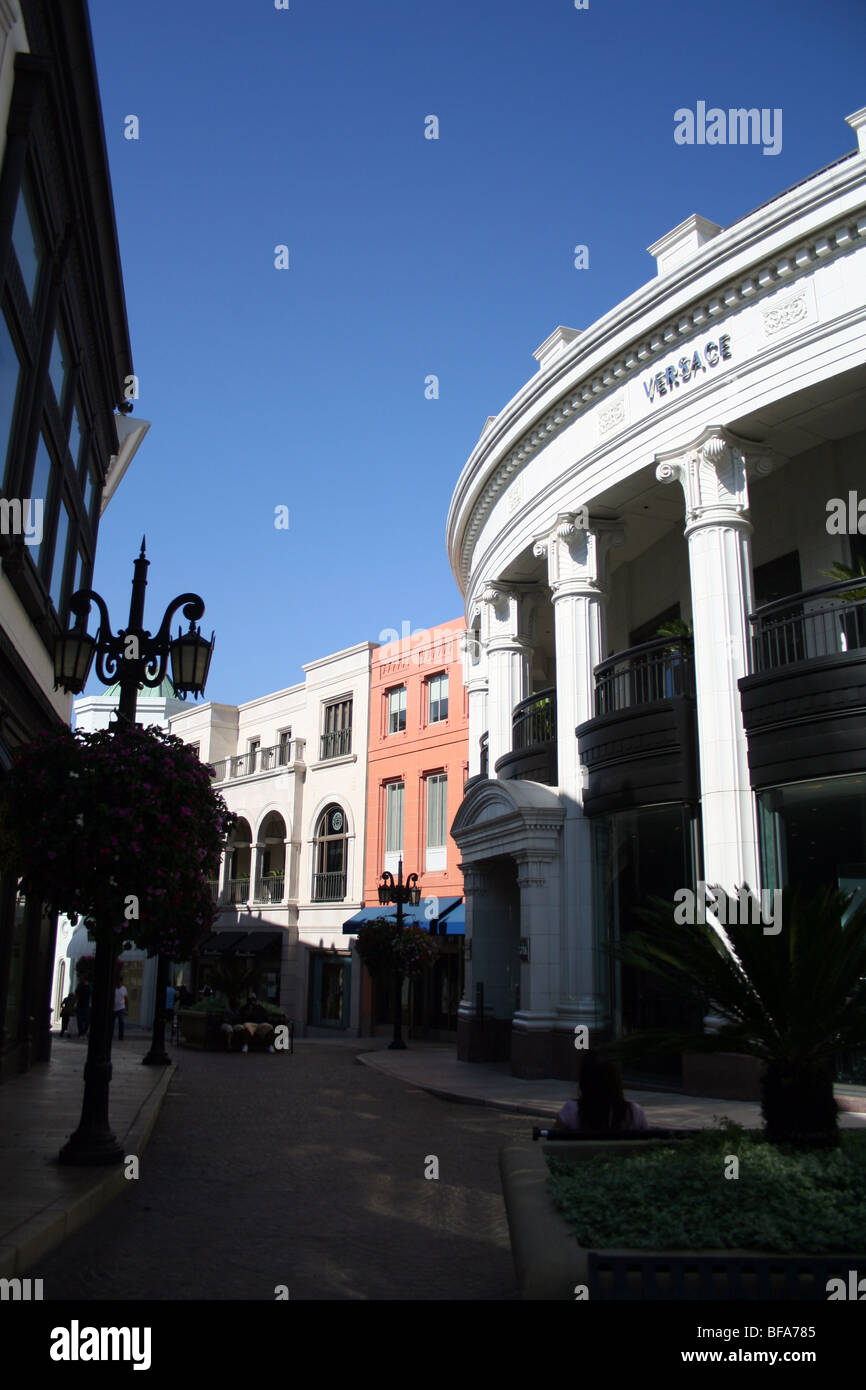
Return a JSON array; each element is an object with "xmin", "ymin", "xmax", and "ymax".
[
  {"xmin": 447, "ymin": 106, "xmax": 866, "ymax": 1086},
  {"xmin": 353, "ymin": 616, "xmax": 469, "ymax": 1039},
  {"xmin": 0, "ymin": 1, "xmax": 147, "ymax": 1077},
  {"xmin": 169, "ymin": 641, "xmax": 375, "ymax": 1033}
]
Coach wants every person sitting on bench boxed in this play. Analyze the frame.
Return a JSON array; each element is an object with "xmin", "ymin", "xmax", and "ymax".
[{"xmin": 554, "ymin": 1055, "xmax": 648, "ymax": 1132}]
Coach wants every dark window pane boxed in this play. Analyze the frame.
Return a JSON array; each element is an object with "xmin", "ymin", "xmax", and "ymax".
[
  {"xmin": 50, "ymin": 501, "xmax": 70, "ymax": 609},
  {"xmin": 12, "ymin": 179, "xmax": 42, "ymax": 304},
  {"xmin": 29, "ymin": 437, "xmax": 53, "ymax": 567},
  {"xmin": 0, "ymin": 315, "xmax": 23, "ymax": 489},
  {"xmin": 49, "ymin": 325, "xmax": 70, "ymax": 408}
]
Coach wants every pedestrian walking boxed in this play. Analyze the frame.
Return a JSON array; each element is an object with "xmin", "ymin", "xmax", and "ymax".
[
  {"xmin": 113, "ymin": 980, "xmax": 128, "ymax": 1040},
  {"xmin": 59, "ymin": 991, "xmax": 76, "ymax": 1037}
]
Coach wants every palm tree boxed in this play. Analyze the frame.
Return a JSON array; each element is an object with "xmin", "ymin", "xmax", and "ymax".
[
  {"xmin": 603, "ymin": 885, "xmax": 866, "ymax": 1147},
  {"xmin": 207, "ymin": 958, "xmax": 258, "ymax": 1010}
]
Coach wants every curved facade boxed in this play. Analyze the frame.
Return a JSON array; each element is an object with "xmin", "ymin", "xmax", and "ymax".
[{"xmin": 447, "ymin": 108, "xmax": 866, "ymax": 1083}]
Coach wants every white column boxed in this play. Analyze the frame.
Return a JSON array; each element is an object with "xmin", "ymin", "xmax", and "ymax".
[
  {"xmin": 656, "ymin": 429, "xmax": 776, "ymax": 894},
  {"xmin": 534, "ymin": 515, "xmax": 623, "ymax": 1030},
  {"xmin": 250, "ymin": 842, "xmax": 264, "ymax": 902},
  {"xmin": 513, "ymin": 852, "xmax": 558, "ymax": 1018},
  {"xmin": 218, "ymin": 847, "xmax": 232, "ymax": 904},
  {"xmin": 462, "ymin": 628, "xmax": 489, "ymax": 778},
  {"xmin": 474, "ymin": 585, "xmax": 531, "ymax": 774}
]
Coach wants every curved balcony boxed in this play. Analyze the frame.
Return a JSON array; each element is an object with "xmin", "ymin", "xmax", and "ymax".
[
  {"xmin": 494, "ymin": 688, "xmax": 557, "ymax": 786},
  {"xmin": 578, "ymin": 639, "xmax": 698, "ymax": 816},
  {"xmin": 740, "ymin": 579, "xmax": 866, "ymax": 787},
  {"xmin": 594, "ymin": 636, "xmax": 695, "ymax": 715}
]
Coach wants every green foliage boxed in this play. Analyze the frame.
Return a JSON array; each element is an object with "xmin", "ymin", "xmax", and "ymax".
[
  {"xmin": 820, "ymin": 560, "xmax": 866, "ymax": 601},
  {"xmin": 354, "ymin": 918, "xmax": 440, "ymax": 978},
  {"xmin": 602, "ymin": 885, "xmax": 866, "ymax": 1145},
  {"xmin": 547, "ymin": 1127, "xmax": 866, "ymax": 1253}
]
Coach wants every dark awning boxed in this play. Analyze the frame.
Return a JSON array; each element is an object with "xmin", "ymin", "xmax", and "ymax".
[
  {"xmin": 196, "ymin": 932, "xmax": 248, "ymax": 956},
  {"xmin": 342, "ymin": 897, "xmax": 464, "ymax": 936},
  {"xmin": 233, "ymin": 931, "xmax": 283, "ymax": 956}
]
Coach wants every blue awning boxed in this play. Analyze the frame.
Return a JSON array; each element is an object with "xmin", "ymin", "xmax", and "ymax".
[{"xmin": 343, "ymin": 897, "xmax": 464, "ymax": 936}]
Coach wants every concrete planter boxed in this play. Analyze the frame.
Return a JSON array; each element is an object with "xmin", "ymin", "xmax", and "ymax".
[
  {"xmin": 177, "ymin": 1008, "xmax": 289, "ymax": 1051},
  {"xmin": 499, "ymin": 1140, "xmax": 864, "ymax": 1301}
]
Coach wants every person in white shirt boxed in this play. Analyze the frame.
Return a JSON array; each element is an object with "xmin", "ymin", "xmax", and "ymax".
[{"xmin": 113, "ymin": 981, "xmax": 129, "ymax": 1040}]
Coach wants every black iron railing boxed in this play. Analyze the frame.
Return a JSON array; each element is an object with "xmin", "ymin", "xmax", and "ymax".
[
  {"xmin": 312, "ymin": 871, "xmax": 346, "ymax": 902},
  {"xmin": 255, "ymin": 873, "xmax": 285, "ymax": 903},
  {"xmin": 750, "ymin": 578, "xmax": 866, "ymax": 672},
  {"xmin": 594, "ymin": 637, "xmax": 694, "ymax": 716},
  {"xmin": 320, "ymin": 727, "xmax": 352, "ymax": 761},
  {"xmin": 512, "ymin": 688, "xmax": 557, "ymax": 748}
]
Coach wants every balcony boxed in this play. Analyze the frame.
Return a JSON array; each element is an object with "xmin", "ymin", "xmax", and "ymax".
[
  {"xmin": 494, "ymin": 688, "xmax": 557, "ymax": 786},
  {"xmin": 254, "ymin": 873, "xmax": 285, "ymax": 904},
  {"xmin": 210, "ymin": 740, "xmax": 302, "ymax": 784},
  {"xmin": 594, "ymin": 636, "xmax": 695, "ymax": 714},
  {"xmin": 312, "ymin": 871, "xmax": 347, "ymax": 902},
  {"xmin": 207, "ymin": 879, "xmax": 219, "ymax": 904},
  {"xmin": 229, "ymin": 877, "xmax": 250, "ymax": 904},
  {"xmin": 319, "ymin": 727, "xmax": 352, "ymax": 761},
  {"xmin": 740, "ymin": 579, "xmax": 866, "ymax": 787},
  {"xmin": 578, "ymin": 638, "xmax": 698, "ymax": 816}
]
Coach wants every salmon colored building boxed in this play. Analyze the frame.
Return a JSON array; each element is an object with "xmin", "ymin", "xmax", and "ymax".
[{"xmin": 361, "ymin": 616, "xmax": 469, "ymax": 1038}]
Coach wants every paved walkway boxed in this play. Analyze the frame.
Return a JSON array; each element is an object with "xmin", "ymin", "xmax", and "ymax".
[
  {"xmin": 0, "ymin": 1029, "xmax": 173, "ymax": 1278},
  {"xmin": 4, "ymin": 1031, "xmax": 865, "ymax": 1284}
]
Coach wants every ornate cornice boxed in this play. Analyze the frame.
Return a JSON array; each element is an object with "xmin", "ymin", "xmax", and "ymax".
[{"xmin": 450, "ymin": 176, "xmax": 866, "ymax": 591}]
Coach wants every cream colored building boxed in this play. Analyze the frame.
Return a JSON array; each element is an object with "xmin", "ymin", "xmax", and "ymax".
[{"xmin": 170, "ymin": 641, "xmax": 375, "ymax": 1032}]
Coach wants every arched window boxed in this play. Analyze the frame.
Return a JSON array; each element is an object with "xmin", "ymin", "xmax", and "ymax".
[{"xmin": 313, "ymin": 804, "xmax": 348, "ymax": 901}]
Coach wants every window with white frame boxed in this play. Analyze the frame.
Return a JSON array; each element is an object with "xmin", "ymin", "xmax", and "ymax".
[
  {"xmin": 425, "ymin": 773, "xmax": 448, "ymax": 872},
  {"xmin": 387, "ymin": 685, "xmax": 406, "ymax": 735},
  {"xmin": 384, "ymin": 781, "xmax": 404, "ymax": 874},
  {"xmin": 428, "ymin": 672, "xmax": 448, "ymax": 723}
]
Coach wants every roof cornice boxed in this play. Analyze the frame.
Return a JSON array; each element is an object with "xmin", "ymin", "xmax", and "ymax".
[{"xmin": 446, "ymin": 148, "xmax": 866, "ymax": 594}]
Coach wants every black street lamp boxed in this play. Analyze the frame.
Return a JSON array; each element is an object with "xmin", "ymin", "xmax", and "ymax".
[
  {"xmin": 53, "ymin": 538, "xmax": 214, "ymax": 1164},
  {"xmin": 378, "ymin": 858, "xmax": 421, "ymax": 1051}
]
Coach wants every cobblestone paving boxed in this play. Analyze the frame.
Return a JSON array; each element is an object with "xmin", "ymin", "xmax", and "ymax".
[{"xmin": 34, "ymin": 1043, "xmax": 525, "ymax": 1300}]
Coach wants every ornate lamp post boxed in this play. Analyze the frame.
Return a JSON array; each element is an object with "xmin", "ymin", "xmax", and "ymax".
[
  {"xmin": 53, "ymin": 538, "xmax": 214, "ymax": 1164},
  {"xmin": 378, "ymin": 858, "xmax": 421, "ymax": 1050}
]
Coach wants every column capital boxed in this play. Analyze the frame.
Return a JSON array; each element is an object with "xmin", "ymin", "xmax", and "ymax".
[
  {"xmin": 513, "ymin": 851, "xmax": 554, "ymax": 890},
  {"xmin": 655, "ymin": 426, "xmax": 782, "ymax": 531},
  {"xmin": 533, "ymin": 514, "xmax": 625, "ymax": 596},
  {"xmin": 459, "ymin": 863, "xmax": 487, "ymax": 896},
  {"xmin": 472, "ymin": 583, "xmax": 533, "ymax": 647}
]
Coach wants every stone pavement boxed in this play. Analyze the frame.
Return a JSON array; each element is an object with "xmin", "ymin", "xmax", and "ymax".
[
  {"xmin": 31, "ymin": 1040, "xmax": 526, "ymax": 1300},
  {"xmin": 4, "ymin": 1031, "xmax": 865, "ymax": 1289},
  {"xmin": 358, "ymin": 1040, "xmax": 866, "ymax": 1127},
  {"xmin": 0, "ymin": 1028, "xmax": 173, "ymax": 1279}
]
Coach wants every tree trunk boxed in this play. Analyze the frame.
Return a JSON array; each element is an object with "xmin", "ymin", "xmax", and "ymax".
[{"xmin": 760, "ymin": 1058, "xmax": 838, "ymax": 1147}]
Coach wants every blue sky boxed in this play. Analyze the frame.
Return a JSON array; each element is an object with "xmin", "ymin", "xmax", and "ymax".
[{"xmin": 86, "ymin": 0, "xmax": 866, "ymax": 707}]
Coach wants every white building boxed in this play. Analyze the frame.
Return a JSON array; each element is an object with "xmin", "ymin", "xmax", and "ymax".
[
  {"xmin": 447, "ymin": 107, "xmax": 866, "ymax": 1089},
  {"xmin": 170, "ymin": 641, "xmax": 375, "ymax": 1033}
]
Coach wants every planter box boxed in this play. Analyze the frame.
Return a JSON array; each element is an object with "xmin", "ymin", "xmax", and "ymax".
[
  {"xmin": 499, "ymin": 1140, "xmax": 865, "ymax": 1301},
  {"xmin": 177, "ymin": 1009, "xmax": 289, "ymax": 1051}
]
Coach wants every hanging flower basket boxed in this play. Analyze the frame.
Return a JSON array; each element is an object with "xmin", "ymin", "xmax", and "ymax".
[{"xmin": 0, "ymin": 723, "xmax": 235, "ymax": 959}]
